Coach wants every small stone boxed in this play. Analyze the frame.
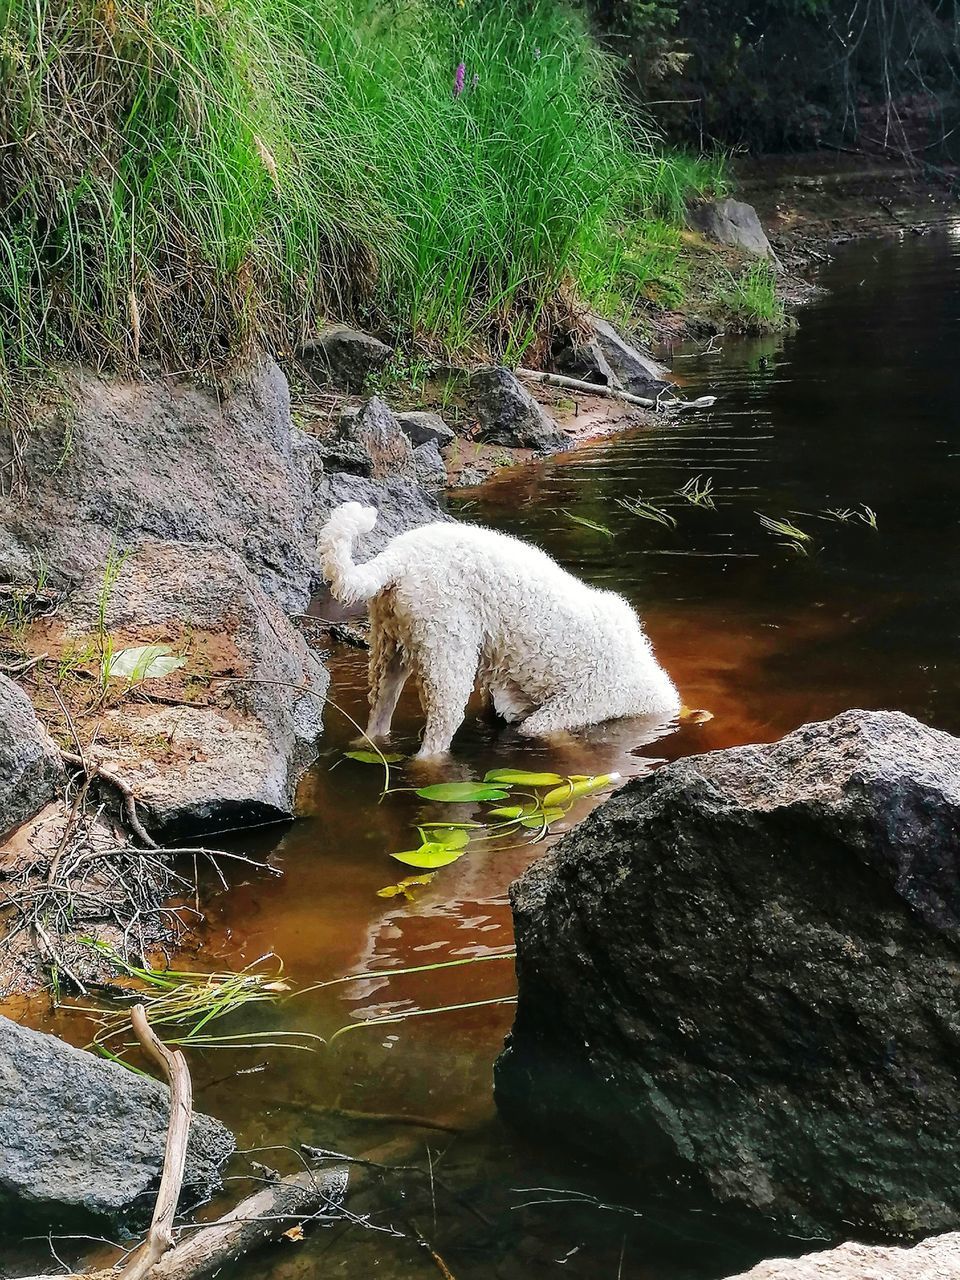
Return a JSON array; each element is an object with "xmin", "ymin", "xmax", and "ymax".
[
  {"xmin": 687, "ymin": 198, "xmax": 780, "ymax": 266},
  {"xmin": 469, "ymin": 367, "xmax": 569, "ymax": 452},
  {"xmin": 413, "ymin": 440, "xmax": 446, "ymax": 490},
  {"xmin": 395, "ymin": 410, "xmax": 455, "ymax": 449},
  {"xmin": 0, "ymin": 676, "xmax": 64, "ymax": 840},
  {"xmin": 300, "ymin": 326, "xmax": 394, "ymax": 392},
  {"xmin": 589, "ymin": 316, "xmax": 672, "ymax": 396},
  {"xmin": 321, "ymin": 398, "xmax": 417, "ymax": 484}
]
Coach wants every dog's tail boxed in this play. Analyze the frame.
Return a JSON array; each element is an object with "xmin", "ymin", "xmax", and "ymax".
[{"xmin": 317, "ymin": 502, "xmax": 391, "ymax": 605}]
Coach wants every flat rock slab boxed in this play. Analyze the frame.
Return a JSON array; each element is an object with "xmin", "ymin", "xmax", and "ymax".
[
  {"xmin": 0, "ymin": 1014, "xmax": 234, "ymax": 1224},
  {"xmin": 300, "ymin": 326, "xmax": 394, "ymax": 392},
  {"xmin": 0, "ymin": 676, "xmax": 63, "ymax": 840},
  {"xmin": 496, "ymin": 710, "xmax": 960, "ymax": 1240},
  {"xmin": 723, "ymin": 1231, "xmax": 960, "ymax": 1279},
  {"xmin": 59, "ymin": 540, "xmax": 327, "ymax": 840}
]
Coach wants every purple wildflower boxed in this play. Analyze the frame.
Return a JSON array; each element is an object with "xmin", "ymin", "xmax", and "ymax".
[{"xmin": 454, "ymin": 61, "xmax": 466, "ymax": 97}]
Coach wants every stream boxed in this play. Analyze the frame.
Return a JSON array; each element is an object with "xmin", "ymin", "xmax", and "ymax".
[{"xmin": 10, "ymin": 226, "xmax": 960, "ymax": 1279}]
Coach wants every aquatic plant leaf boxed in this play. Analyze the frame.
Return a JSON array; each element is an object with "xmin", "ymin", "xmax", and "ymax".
[
  {"xmin": 392, "ymin": 843, "xmax": 467, "ymax": 869},
  {"xmin": 431, "ymin": 828, "xmax": 470, "ymax": 849},
  {"xmin": 414, "ymin": 783, "xmax": 509, "ymax": 802},
  {"xmin": 486, "ymin": 804, "xmax": 527, "ymax": 819},
  {"xmin": 541, "ymin": 773, "xmax": 621, "ymax": 808},
  {"xmin": 560, "ymin": 509, "xmax": 614, "ymax": 538},
  {"xmin": 376, "ymin": 884, "xmax": 405, "ymax": 898},
  {"xmin": 680, "ymin": 706, "xmax": 714, "ymax": 724},
  {"xmin": 106, "ymin": 644, "xmax": 186, "ymax": 680},
  {"xmin": 345, "ymin": 750, "xmax": 405, "ymax": 764},
  {"xmin": 399, "ymin": 874, "xmax": 436, "ymax": 887},
  {"xmin": 519, "ymin": 807, "xmax": 566, "ymax": 828},
  {"xmin": 483, "ymin": 769, "xmax": 565, "ymax": 786}
]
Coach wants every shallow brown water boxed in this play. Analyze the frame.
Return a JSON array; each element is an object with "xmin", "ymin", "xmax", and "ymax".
[{"xmin": 10, "ymin": 227, "xmax": 960, "ymax": 1279}]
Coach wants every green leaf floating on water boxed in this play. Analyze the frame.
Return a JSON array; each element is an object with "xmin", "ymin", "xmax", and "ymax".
[
  {"xmin": 414, "ymin": 782, "xmax": 509, "ymax": 802},
  {"xmin": 519, "ymin": 807, "xmax": 566, "ymax": 828},
  {"xmin": 486, "ymin": 804, "xmax": 528, "ymax": 819},
  {"xmin": 426, "ymin": 828, "xmax": 470, "ymax": 849},
  {"xmin": 483, "ymin": 769, "xmax": 566, "ymax": 786},
  {"xmin": 392, "ymin": 842, "xmax": 468, "ymax": 869},
  {"xmin": 344, "ymin": 750, "xmax": 405, "ymax": 764},
  {"xmin": 106, "ymin": 644, "xmax": 186, "ymax": 680}
]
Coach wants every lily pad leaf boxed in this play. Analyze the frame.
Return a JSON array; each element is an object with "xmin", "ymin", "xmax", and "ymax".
[
  {"xmin": 414, "ymin": 783, "xmax": 508, "ymax": 803},
  {"xmin": 680, "ymin": 706, "xmax": 714, "ymax": 724},
  {"xmin": 487, "ymin": 805, "xmax": 527, "ymax": 819},
  {"xmin": 392, "ymin": 843, "xmax": 467, "ymax": 869},
  {"xmin": 106, "ymin": 644, "xmax": 186, "ymax": 681},
  {"xmin": 431, "ymin": 828, "xmax": 470, "ymax": 849},
  {"xmin": 483, "ymin": 769, "xmax": 566, "ymax": 786},
  {"xmin": 344, "ymin": 750, "xmax": 405, "ymax": 764}
]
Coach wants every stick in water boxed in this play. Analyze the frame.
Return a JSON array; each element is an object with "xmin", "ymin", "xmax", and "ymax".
[{"xmin": 516, "ymin": 366, "xmax": 716, "ymax": 411}]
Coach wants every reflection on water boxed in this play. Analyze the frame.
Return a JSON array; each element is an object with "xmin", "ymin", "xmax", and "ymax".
[{"xmin": 11, "ymin": 228, "xmax": 960, "ymax": 1279}]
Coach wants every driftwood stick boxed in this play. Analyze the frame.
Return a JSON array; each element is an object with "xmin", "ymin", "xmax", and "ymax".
[
  {"xmin": 516, "ymin": 366, "xmax": 716, "ymax": 411},
  {"xmin": 60, "ymin": 750, "xmax": 157, "ymax": 848},
  {"xmin": 150, "ymin": 1167, "xmax": 349, "ymax": 1280},
  {"xmin": 119, "ymin": 1005, "xmax": 193, "ymax": 1280}
]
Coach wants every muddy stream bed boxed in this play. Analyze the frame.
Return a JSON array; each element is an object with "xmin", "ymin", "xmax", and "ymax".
[{"xmin": 6, "ymin": 227, "xmax": 960, "ymax": 1279}]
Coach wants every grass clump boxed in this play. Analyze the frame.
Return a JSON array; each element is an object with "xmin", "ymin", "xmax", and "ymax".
[
  {"xmin": 0, "ymin": 0, "xmax": 726, "ymax": 386},
  {"xmin": 719, "ymin": 261, "xmax": 786, "ymax": 332}
]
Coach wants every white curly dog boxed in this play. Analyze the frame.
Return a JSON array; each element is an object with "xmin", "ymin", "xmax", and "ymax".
[{"xmin": 318, "ymin": 502, "xmax": 681, "ymax": 758}]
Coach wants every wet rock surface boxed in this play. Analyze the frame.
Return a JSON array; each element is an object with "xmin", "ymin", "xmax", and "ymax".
[
  {"xmin": 300, "ymin": 325, "xmax": 394, "ymax": 392},
  {"xmin": 0, "ymin": 1013, "xmax": 234, "ymax": 1224},
  {"xmin": 687, "ymin": 198, "xmax": 779, "ymax": 264},
  {"xmin": 495, "ymin": 710, "xmax": 960, "ymax": 1240},
  {"xmin": 470, "ymin": 367, "xmax": 570, "ymax": 451},
  {"xmin": 0, "ymin": 359, "xmax": 318, "ymax": 613},
  {"xmin": 0, "ymin": 676, "xmax": 63, "ymax": 840},
  {"xmin": 723, "ymin": 1231, "xmax": 960, "ymax": 1279}
]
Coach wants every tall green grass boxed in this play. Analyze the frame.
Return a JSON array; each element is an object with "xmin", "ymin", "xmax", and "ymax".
[{"xmin": 0, "ymin": 0, "xmax": 723, "ymax": 378}]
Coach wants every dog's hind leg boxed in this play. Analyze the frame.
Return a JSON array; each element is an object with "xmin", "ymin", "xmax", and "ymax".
[
  {"xmin": 516, "ymin": 690, "xmax": 596, "ymax": 739},
  {"xmin": 366, "ymin": 606, "xmax": 409, "ymax": 742},
  {"xmin": 415, "ymin": 642, "xmax": 480, "ymax": 759}
]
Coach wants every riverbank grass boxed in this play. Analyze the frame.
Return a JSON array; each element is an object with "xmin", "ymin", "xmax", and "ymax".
[{"xmin": 0, "ymin": 0, "xmax": 734, "ymax": 386}]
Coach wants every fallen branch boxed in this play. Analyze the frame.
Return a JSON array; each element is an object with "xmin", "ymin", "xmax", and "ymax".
[
  {"xmin": 119, "ymin": 1004, "xmax": 193, "ymax": 1280},
  {"xmin": 150, "ymin": 1167, "xmax": 349, "ymax": 1280},
  {"xmin": 60, "ymin": 750, "xmax": 157, "ymax": 848},
  {"xmin": 516, "ymin": 366, "xmax": 716, "ymax": 412}
]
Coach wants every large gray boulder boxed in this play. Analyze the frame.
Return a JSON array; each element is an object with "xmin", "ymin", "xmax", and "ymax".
[
  {"xmin": 65, "ymin": 540, "xmax": 326, "ymax": 841},
  {"xmin": 0, "ymin": 360, "xmax": 317, "ymax": 613},
  {"xmin": 0, "ymin": 676, "xmax": 63, "ymax": 840},
  {"xmin": 300, "ymin": 325, "xmax": 394, "ymax": 392},
  {"xmin": 687, "ymin": 198, "xmax": 779, "ymax": 265},
  {"xmin": 469, "ymin": 367, "xmax": 570, "ymax": 452},
  {"xmin": 0, "ymin": 1014, "xmax": 234, "ymax": 1223},
  {"xmin": 496, "ymin": 710, "xmax": 960, "ymax": 1240}
]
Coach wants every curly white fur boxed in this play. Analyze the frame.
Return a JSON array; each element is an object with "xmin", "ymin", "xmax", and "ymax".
[{"xmin": 318, "ymin": 502, "xmax": 681, "ymax": 758}]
